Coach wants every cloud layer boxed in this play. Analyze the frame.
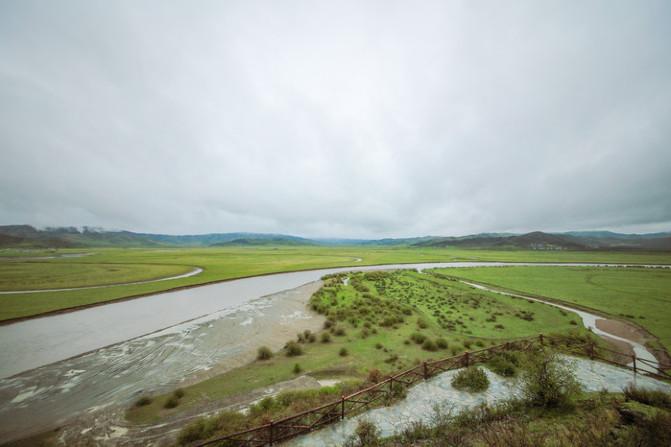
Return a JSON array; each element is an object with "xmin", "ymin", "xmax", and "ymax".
[{"xmin": 1, "ymin": 1, "xmax": 670, "ymax": 237}]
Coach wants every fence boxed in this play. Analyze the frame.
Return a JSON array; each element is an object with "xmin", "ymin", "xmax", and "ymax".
[{"xmin": 193, "ymin": 334, "xmax": 670, "ymax": 447}]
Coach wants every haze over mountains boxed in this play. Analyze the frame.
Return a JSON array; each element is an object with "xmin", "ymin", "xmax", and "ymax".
[{"xmin": 1, "ymin": 225, "xmax": 670, "ymax": 251}]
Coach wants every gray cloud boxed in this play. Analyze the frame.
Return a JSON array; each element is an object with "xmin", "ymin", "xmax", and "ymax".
[{"xmin": 1, "ymin": 0, "xmax": 670, "ymax": 237}]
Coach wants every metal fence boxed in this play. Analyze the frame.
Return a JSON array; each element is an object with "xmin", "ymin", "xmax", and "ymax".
[{"xmin": 194, "ymin": 334, "xmax": 670, "ymax": 447}]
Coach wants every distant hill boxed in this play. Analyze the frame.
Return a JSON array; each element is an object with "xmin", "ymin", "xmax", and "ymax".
[
  {"xmin": 0, "ymin": 226, "xmax": 315, "ymax": 248},
  {"xmin": 209, "ymin": 236, "xmax": 316, "ymax": 246},
  {"xmin": 413, "ymin": 231, "xmax": 671, "ymax": 251},
  {"xmin": 0, "ymin": 225, "xmax": 669, "ymax": 250}
]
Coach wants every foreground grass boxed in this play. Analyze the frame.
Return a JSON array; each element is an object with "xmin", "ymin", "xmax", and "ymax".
[
  {"xmin": 126, "ymin": 270, "xmax": 583, "ymax": 425},
  {"xmin": 440, "ymin": 266, "xmax": 671, "ymax": 353},
  {"xmin": 1, "ymin": 246, "xmax": 670, "ymax": 321}
]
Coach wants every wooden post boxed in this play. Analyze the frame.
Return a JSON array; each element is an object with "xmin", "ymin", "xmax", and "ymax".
[
  {"xmin": 341, "ymin": 395, "xmax": 345, "ymax": 420},
  {"xmin": 269, "ymin": 421, "xmax": 274, "ymax": 446},
  {"xmin": 422, "ymin": 362, "xmax": 429, "ymax": 380},
  {"xmin": 633, "ymin": 354, "xmax": 637, "ymax": 374},
  {"xmin": 464, "ymin": 351, "xmax": 470, "ymax": 367},
  {"xmin": 539, "ymin": 334, "xmax": 544, "ymax": 346},
  {"xmin": 389, "ymin": 377, "xmax": 394, "ymax": 396}
]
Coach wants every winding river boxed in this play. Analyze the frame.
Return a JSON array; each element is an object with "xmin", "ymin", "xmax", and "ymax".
[{"xmin": 0, "ymin": 261, "xmax": 668, "ymax": 444}]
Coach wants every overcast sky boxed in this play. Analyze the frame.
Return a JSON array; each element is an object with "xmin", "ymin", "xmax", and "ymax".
[{"xmin": 1, "ymin": 1, "xmax": 670, "ymax": 238}]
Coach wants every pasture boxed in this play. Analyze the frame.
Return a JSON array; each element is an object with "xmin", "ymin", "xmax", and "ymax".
[
  {"xmin": 1, "ymin": 246, "xmax": 670, "ymax": 321},
  {"xmin": 441, "ymin": 266, "xmax": 671, "ymax": 352}
]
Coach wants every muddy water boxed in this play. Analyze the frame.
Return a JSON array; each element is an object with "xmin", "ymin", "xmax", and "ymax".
[{"xmin": 0, "ymin": 282, "xmax": 324, "ymax": 444}]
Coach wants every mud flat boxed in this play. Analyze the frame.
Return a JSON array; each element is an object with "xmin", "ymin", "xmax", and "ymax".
[{"xmin": 0, "ymin": 282, "xmax": 324, "ymax": 445}]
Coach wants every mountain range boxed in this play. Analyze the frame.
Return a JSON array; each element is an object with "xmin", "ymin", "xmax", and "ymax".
[{"xmin": 1, "ymin": 225, "xmax": 670, "ymax": 251}]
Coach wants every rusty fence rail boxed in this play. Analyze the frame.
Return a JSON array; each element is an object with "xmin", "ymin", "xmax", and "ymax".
[{"xmin": 194, "ymin": 334, "xmax": 669, "ymax": 447}]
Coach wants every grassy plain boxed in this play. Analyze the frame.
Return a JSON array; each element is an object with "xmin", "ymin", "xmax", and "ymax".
[
  {"xmin": 1, "ymin": 246, "xmax": 670, "ymax": 321},
  {"xmin": 127, "ymin": 270, "xmax": 584, "ymax": 424},
  {"xmin": 441, "ymin": 266, "xmax": 671, "ymax": 352}
]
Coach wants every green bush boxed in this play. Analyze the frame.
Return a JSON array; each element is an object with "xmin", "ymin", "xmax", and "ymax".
[
  {"xmin": 346, "ymin": 420, "xmax": 380, "ymax": 447},
  {"xmin": 134, "ymin": 396, "xmax": 152, "ymax": 407},
  {"xmin": 321, "ymin": 332, "xmax": 331, "ymax": 343},
  {"xmin": 422, "ymin": 339, "xmax": 437, "ymax": 351},
  {"xmin": 293, "ymin": 363, "xmax": 302, "ymax": 374},
  {"xmin": 164, "ymin": 396, "xmax": 180, "ymax": 409},
  {"xmin": 340, "ymin": 347, "xmax": 349, "ymax": 357},
  {"xmin": 487, "ymin": 352, "xmax": 521, "ymax": 377},
  {"xmin": 521, "ymin": 350, "xmax": 579, "ymax": 408},
  {"xmin": 451, "ymin": 367, "xmax": 490, "ymax": 392},
  {"xmin": 257, "ymin": 346, "xmax": 273, "ymax": 360},
  {"xmin": 436, "ymin": 338, "xmax": 448, "ymax": 349},
  {"xmin": 173, "ymin": 388, "xmax": 185, "ymax": 399},
  {"xmin": 411, "ymin": 332, "xmax": 426, "ymax": 344},
  {"xmin": 285, "ymin": 341, "xmax": 303, "ymax": 357}
]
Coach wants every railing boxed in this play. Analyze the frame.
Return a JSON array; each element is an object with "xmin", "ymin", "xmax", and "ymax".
[{"xmin": 193, "ymin": 334, "xmax": 670, "ymax": 447}]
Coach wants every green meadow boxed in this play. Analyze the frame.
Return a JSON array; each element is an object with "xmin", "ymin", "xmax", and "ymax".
[
  {"xmin": 1, "ymin": 246, "xmax": 670, "ymax": 321},
  {"xmin": 441, "ymin": 266, "xmax": 671, "ymax": 352}
]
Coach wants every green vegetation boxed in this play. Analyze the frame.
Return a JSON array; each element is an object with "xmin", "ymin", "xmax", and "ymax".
[
  {"xmin": 440, "ymin": 266, "xmax": 671, "ymax": 351},
  {"xmin": 257, "ymin": 346, "xmax": 273, "ymax": 360},
  {"xmin": 451, "ymin": 367, "xmax": 489, "ymax": 392},
  {"xmin": 177, "ymin": 382, "xmax": 362, "ymax": 446},
  {"xmin": 127, "ymin": 270, "xmax": 584, "ymax": 425},
  {"xmin": 1, "ymin": 246, "xmax": 669, "ymax": 321}
]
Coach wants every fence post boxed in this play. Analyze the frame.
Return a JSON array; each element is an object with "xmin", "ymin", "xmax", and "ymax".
[
  {"xmin": 539, "ymin": 334, "xmax": 544, "ymax": 346},
  {"xmin": 464, "ymin": 351, "xmax": 470, "ymax": 367},
  {"xmin": 422, "ymin": 362, "xmax": 428, "ymax": 380},
  {"xmin": 269, "ymin": 421, "xmax": 274, "ymax": 446},
  {"xmin": 341, "ymin": 395, "xmax": 345, "ymax": 420},
  {"xmin": 633, "ymin": 354, "xmax": 637, "ymax": 374},
  {"xmin": 389, "ymin": 377, "xmax": 394, "ymax": 396}
]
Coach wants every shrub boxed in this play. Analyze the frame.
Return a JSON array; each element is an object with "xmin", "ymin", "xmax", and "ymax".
[
  {"xmin": 375, "ymin": 342, "xmax": 383, "ymax": 350},
  {"xmin": 293, "ymin": 363, "xmax": 302, "ymax": 374},
  {"xmin": 339, "ymin": 347, "xmax": 349, "ymax": 357},
  {"xmin": 521, "ymin": 350, "xmax": 579, "ymax": 408},
  {"xmin": 321, "ymin": 332, "xmax": 331, "ymax": 343},
  {"xmin": 134, "ymin": 396, "xmax": 152, "ymax": 407},
  {"xmin": 422, "ymin": 339, "xmax": 437, "ymax": 351},
  {"xmin": 257, "ymin": 346, "xmax": 273, "ymax": 360},
  {"xmin": 451, "ymin": 367, "xmax": 489, "ymax": 392},
  {"xmin": 487, "ymin": 352, "xmax": 521, "ymax": 377},
  {"xmin": 173, "ymin": 388, "xmax": 185, "ymax": 399},
  {"xmin": 411, "ymin": 333, "xmax": 426, "ymax": 344},
  {"xmin": 334, "ymin": 326, "xmax": 346, "ymax": 336},
  {"xmin": 346, "ymin": 420, "xmax": 381, "ymax": 447},
  {"xmin": 285, "ymin": 341, "xmax": 303, "ymax": 357},
  {"xmin": 436, "ymin": 338, "xmax": 448, "ymax": 349},
  {"xmin": 164, "ymin": 396, "xmax": 180, "ymax": 409},
  {"xmin": 417, "ymin": 318, "xmax": 429, "ymax": 329}
]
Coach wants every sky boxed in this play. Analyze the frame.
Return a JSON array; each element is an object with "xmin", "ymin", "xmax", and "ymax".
[{"xmin": 1, "ymin": 1, "xmax": 670, "ymax": 238}]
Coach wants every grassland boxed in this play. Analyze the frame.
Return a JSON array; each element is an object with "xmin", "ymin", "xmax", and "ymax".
[
  {"xmin": 440, "ymin": 266, "xmax": 671, "ymax": 352},
  {"xmin": 1, "ymin": 246, "xmax": 670, "ymax": 321},
  {"xmin": 126, "ymin": 270, "xmax": 585, "ymax": 424}
]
